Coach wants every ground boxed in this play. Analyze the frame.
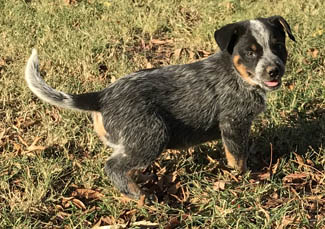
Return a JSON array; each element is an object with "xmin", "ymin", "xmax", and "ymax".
[{"xmin": 0, "ymin": 0, "xmax": 324, "ymax": 228}]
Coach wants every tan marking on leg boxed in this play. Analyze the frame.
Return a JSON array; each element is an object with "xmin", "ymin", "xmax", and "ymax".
[
  {"xmin": 224, "ymin": 143, "xmax": 247, "ymax": 173},
  {"xmin": 93, "ymin": 112, "xmax": 108, "ymax": 143},
  {"xmin": 233, "ymin": 55, "xmax": 257, "ymax": 86},
  {"xmin": 126, "ymin": 170, "xmax": 142, "ymax": 199}
]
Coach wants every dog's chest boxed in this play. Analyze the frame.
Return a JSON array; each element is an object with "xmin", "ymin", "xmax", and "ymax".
[{"xmin": 219, "ymin": 88, "xmax": 266, "ymax": 122}]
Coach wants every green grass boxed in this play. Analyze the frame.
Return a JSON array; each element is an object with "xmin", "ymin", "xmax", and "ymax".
[{"xmin": 1, "ymin": 0, "xmax": 325, "ymax": 228}]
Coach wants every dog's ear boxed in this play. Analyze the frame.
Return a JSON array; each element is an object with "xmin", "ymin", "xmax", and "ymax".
[
  {"xmin": 269, "ymin": 16, "xmax": 296, "ymax": 42},
  {"xmin": 214, "ymin": 22, "xmax": 246, "ymax": 54}
]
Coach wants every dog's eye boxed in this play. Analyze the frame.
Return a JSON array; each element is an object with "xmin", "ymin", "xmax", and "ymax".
[{"xmin": 245, "ymin": 50, "xmax": 256, "ymax": 58}]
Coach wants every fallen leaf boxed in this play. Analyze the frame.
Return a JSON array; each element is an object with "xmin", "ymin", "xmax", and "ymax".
[
  {"xmin": 27, "ymin": 144, "xmax": 46, "ymax": 152},
  {"xmin": 213, "ymin": 180, "xmax": 226, "ymax": 191},
  {"xmin": 256, "ymin": 172, "xmax": 270, "ymax": 180},
  {"xmin": 306, "ymin": 159, "xmax": 314, "ymax": 166},
  {"xmin": 288, "ymin": 83, "xmax": 295, "ymax": 90},
  {"xmin": 56, "ymin": 211, "xmax": 71, "ymax": 220},
  {"xmin": 277, "ymin": 216, "xmax": 296, "ymax": 229},
  {"xmin": 61, "ymin": 196, "xmax": 74, "ymax": 208},
  {"xmin": 165, "ymin": 216, "xmax": 180, "ymax": 229},
  {"xmin": 293, "ymin": 152, "xmax": 305, "ymax": 167},
  {"xmin": 100, "ymin": 216, "xmax": 116, "ymax": 226},
  {"xmin": 283, "ymin": 173, "xmax": 308, "ymax": 183},
  {"xmin": 92, "ymin": 218, "xmax": 102, "ymax": 229},
  {"xmin": 72, "ymin": 188, "xmax": 104, "ymax": 200},
  {"xmin": 307, "ymin": 48, "xmax": 319, "ymax": 58},
  {"xmin": 72, "ymin": 198, "xmax": 86, "ymax": 210},
  {"xmin": 55, "ymin": 205, "xmax": 64, "ymax": 211}
]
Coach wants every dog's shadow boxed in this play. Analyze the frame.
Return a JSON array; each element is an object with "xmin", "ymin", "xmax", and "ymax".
[{"xmin": 250, "ymin": 108, "xmax": 325, "ymax": 171}]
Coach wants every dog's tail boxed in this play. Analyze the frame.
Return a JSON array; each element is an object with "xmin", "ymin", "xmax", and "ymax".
[{"xmin": 25, "ymin": 49, "xmax": 101, "ymax": 112}]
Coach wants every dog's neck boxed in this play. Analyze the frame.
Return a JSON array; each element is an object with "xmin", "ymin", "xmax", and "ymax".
[{"xmin": 216, "ymin": 51, "xmax": 267, "ymax": 95}]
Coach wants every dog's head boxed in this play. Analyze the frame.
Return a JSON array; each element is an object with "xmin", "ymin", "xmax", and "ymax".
[{"xmin": 214, "ymin": 16, "xmax": 295, "ymax": 91}]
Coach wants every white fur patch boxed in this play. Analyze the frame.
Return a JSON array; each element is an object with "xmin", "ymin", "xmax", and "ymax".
[
  {"xmin": 108, "ymin": 141, "xmax": 127, "ymax": 158},
  {"xmin": 249, "ymin": 20, "xmax": 284, "ymax": 82},
  {"xmin": 249, "ymin": 20, "xmax": 270, "ymax": 48}
]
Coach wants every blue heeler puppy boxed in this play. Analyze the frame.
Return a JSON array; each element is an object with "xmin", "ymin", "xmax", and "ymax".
[{"xmin": 25, "ymin": 16, "xmax": 295, "ymax": 200}]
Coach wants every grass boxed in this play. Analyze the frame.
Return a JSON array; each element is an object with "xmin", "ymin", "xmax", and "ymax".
[{"xmin": 0, "ymin": 0, "xmax": 325, "ymax": 228}]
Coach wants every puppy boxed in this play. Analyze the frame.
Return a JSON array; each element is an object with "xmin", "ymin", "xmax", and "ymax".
[{"xmin": 25, "ymin": 16, "xmax": 295, "ymax": 200}]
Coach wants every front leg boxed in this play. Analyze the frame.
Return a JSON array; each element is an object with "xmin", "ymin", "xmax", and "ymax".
[{"xmin": 220, "ymin": 120, "xmax": 251, "ymax": 173}]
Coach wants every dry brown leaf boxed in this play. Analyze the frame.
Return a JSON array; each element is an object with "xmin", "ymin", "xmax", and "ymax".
[
  {"xmin": 277, "ymin": 216, "xmax": 295, "ymax": 229},
  {"xmin": 18, "ymin": 136, "xmax": 45, "ymax": 152},
  {"xmin": 308, "ymin": 48, "xmax": 319, "ymax": 58},
  {"xmin": 306, "ymin": 159, "xmax": 314, "ymax": 166},
  {"xmin": 213, "ymin": 180, "xmax": 226, "ymax": 191},
  {"xmin": 263, "ymin": 197, "xmax": 284, "ymax": 209},
  {"xmin": 306, "ymin": 194, "xmax": 325, "ymax": 201},
  {"xmin": 72, "ymin": 188, "xmax": 104, "ymax": 200},
  {"xmin": 55, "ymin": 205, "xmax": 64, "ymax": 211},
  {"xmin": 27, "ymin": 144, "xmax": 46, "ymax": 152},
  {"xmin": 283, "ymin": 173, "xmax": 308, "ymax": 183},
  {"xmin": 293, "ymin": 152, "xmax": 305, "ymax": 167},
  {"xmin": 61, "ymin": 197, "xmax": 74, "ymax": 205},
  {"xmin": 72, "ymin": 198, "xmax": 86, "ymax": 210},
  {"xmin": 287, "ymin": 83, "xmax": 295, "ymax": 90},
  {"xmin": 13, "ymin": 143, "xmax": 23, "ymax": 153},
  {"xmin": 165, "ymin": 216, "xmax": 180, "ymax": 229},
  {"xmin": 102, "ymin": 216, "xmax": 116, "ymax": 225},
  {"xmin": 92, "ymin": 218, "xmax": 102, "ymax": 229},
  {"xmin": 56, "ymin": 211, "xmax": 71, "ymax": 220}
]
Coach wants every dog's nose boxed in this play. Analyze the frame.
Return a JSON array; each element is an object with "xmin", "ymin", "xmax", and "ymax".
[{"xmin": 267, "ymin": 66, "xmax": 280, "ymax": 78}]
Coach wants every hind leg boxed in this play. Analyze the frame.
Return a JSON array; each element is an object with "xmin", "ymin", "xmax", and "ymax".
[
  {"xmin": 105, "ymin": 153, "xmax": 143, "ymax": 199},
  {"xmin": 104, "ymin": 116, "xmax": 169, "ymax": 199}
]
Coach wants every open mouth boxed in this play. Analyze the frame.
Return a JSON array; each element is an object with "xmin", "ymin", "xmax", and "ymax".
[{"xmin": 264, "ymin": 80, "xmax": 280, "ymax": 88}]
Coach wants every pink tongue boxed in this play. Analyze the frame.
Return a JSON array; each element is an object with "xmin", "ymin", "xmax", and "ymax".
[{"xmin": 264, "ymin": 81, "xmax": 279, "ymax": 87}]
